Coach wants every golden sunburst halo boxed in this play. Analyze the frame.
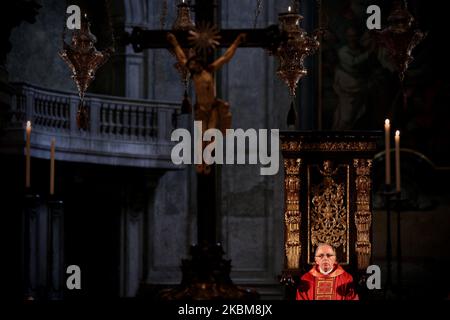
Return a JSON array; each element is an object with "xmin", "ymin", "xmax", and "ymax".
[{"xmin": 188, "ymin": 22, "xmax": 221, "ymax": 54}]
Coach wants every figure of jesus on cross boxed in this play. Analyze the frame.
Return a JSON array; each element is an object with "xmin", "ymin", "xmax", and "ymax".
[{"xmin": 167, "ymin": 32, "xmax": 246, "ymax": 174}]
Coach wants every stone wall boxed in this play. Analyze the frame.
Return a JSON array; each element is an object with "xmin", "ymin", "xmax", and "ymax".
[{"xmin": 7, "ymin": 0, "xmax": 73, "ymax": 91}]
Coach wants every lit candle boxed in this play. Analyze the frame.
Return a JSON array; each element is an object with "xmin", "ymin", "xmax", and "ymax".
[
  {"xmin": 385, "ymin": 119, "xmax": 391, "ymax": 185},
  {"xmin": 395, "ymin": 130, "xmax": 401, "ymax": 192},
  {"xmin": 50, "ymin": 138, "xmax": 55, "ymax": 195},
  {"xmin": 288, "ymin": 6, "xmax": 292, "ymax": 12},
  {"xmin": 25, "ymin": 121, "xmax": 31, "ymax": 188}
]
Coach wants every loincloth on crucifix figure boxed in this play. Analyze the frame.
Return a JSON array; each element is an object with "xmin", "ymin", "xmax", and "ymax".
[
  {"xmin": 194, "ymin": 98, "xmax": 232, "ymax": 174},
  {"xmin": 195, "ymin": 98, "xmax": 231, "ymax": 135},
  {"xmin": 167, "ymin": 31, "xmax": 246, "ymax": 174}
]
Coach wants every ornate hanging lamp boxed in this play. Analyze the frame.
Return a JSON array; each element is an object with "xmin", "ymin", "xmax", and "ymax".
[
  {"xmin": 374, "ymin": 0, "xmax": 425, "ymax": 83},
  {"xmin": 273, "ymin": 5, "xmax": 320, "ymax": 127},
  {"xmin": 59, "ymin": 13, "xmax": 114, "ymax": 130}
]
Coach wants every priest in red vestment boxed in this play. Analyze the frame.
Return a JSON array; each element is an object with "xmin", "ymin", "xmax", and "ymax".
[{"xmin": 296, "ymin": 243, "xmax": 359, "ymax": 300}]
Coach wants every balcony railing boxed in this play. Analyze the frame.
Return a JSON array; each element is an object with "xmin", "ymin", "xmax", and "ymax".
[{"xmin": 2, "ymin": 83, "xmax": 182, "ymax": 169}]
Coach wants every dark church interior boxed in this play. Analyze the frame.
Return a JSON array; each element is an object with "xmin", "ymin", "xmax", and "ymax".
[{"xmin": 2, "ymin": 0, "xmax": 450, "ymax": 309}]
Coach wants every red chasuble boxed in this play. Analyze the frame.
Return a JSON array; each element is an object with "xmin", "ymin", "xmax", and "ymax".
[{"xmin": 296, "ymin": 265, "xmax": 359, "ymax": 300}]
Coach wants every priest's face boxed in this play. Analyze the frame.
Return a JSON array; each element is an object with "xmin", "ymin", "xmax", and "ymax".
[{"xmin": 315, "ymin": 244, "xmax": 336, "ymax": 272}]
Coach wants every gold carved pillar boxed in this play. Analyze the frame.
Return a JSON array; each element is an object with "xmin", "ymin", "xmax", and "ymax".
[
  {"xmin": 354, "ymin": 159, "xmax": 372, "ymax": 271},
  {"xmin": 284, "ymin": 158, "xmax": 301, "ymax": 270}
]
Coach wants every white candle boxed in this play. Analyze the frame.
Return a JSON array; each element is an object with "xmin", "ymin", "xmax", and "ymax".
[
  {"xmin": 395, "ymin": 130, "xmax": 401, "ymax": 192},
  {"xmin": 25, "ymin": 121, "xmax": 31, "ymax": 188},
  {"xmin": 50, "ymin": 138, "xmax": 55, "ymax": 195},
  {"xmin": 385, "ymin": 119, "xmax": 391, "ymax": 185}
]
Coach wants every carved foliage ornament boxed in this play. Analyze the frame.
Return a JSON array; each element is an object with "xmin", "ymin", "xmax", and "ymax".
[
  {"xmin": 354, "ymin": 159, "xmax": 373, "ymax": 270},
  {"xmin": 281, "ymin": 140, "xmax": 377, "ymax": 152},
  {"xmin": 310, "ymin": 161, "xmax": 347, "ymax": 253},
  {"xmin": 284, "ymin": 158, "xmax": 301, "ymax": 269}
]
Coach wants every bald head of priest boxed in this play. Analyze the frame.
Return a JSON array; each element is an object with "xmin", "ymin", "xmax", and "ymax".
[{"xmin": 296, "ymin": 243, "xmax": 359, "ymax": 300}]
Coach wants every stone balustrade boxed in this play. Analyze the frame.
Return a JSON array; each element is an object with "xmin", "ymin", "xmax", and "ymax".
[{"xmin": 2, "ymin": 83, "xmax": 182, "ymax": 169}]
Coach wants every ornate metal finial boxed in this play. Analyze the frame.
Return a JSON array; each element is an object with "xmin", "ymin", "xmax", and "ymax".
[{"xmin": 59, "ymin": 13, "xmax": 114, "ymax": 129}]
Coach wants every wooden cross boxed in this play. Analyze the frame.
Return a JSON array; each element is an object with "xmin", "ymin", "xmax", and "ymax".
[{"xmin": 125, "ymin": 0, "xmax": 282, "ymax": 52}]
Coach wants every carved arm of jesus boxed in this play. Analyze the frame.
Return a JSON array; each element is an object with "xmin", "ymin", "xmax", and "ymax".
[{"xmin": 209, "ymin": 33, "xmax": 246, "ymax": 71}]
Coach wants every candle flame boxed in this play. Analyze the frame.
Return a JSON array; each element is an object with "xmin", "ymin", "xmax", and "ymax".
[
  {"xmin": 395, "ymin": 130, "xmax": 400, "ymax": 136},
  {"xmin": 385, "ymin": 119, "xmax": 390, "ymax": 126},
  {"xmin": 26, "ymin": 121, "xmax": 31, "ymax": 129},
  {"xmin": 288, "ymin": 6, "xmax": 291, "ymax": 12}
]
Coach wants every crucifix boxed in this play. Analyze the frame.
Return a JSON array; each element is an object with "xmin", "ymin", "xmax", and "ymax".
[{"xmin": 124, "ymin": 0, "xmax": 316, "ymax": 300}]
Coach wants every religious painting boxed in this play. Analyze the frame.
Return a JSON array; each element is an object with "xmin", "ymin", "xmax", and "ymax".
[{"xmin": 317, "ymin": 0, "xmax": 450, "ymax": 167}]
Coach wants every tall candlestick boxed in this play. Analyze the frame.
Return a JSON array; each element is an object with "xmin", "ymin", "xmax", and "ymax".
[
  {"xmin": 25, "ymin": 121, "xmax": 31, "ymax": 188},
  {"xmin": 385, "ymin": 119, "xmax": 391, "ymax": 185},
  {"xmin": 50, "ymin": 138, "xmax": 55, "ymax": 195},
  {"xmin": 395, "ymin": 130, "xmax": 401, "ymax": 192}
]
